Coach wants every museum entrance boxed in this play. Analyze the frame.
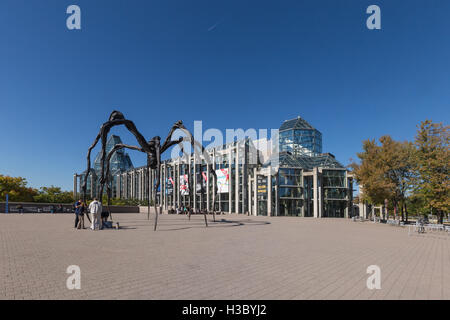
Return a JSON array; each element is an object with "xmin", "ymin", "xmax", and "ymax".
[{"xmin": 278, "ymin": 199, "xmax": 302, "ymax": 216}]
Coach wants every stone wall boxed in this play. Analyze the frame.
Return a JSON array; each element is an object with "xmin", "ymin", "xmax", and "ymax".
[{"xmin": 0, "ymin": 202, "xmax": 139, "ymax": 214}]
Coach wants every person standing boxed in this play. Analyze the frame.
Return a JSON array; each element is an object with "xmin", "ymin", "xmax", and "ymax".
[
  {"xmin": 88, "ymin": 198, "xmax": 102, "ymax": 230},
  {"xmin": 74, "ymin": 199, "xmax": 81, "ymax": 228},
  {"xmin": 77, "ymin": 201, "xmax": 86, "ymax": 229}
]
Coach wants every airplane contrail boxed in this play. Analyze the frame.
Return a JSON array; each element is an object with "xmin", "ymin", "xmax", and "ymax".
[{"xmin": 207, "ymin": 19, "xmax": 224, "ymax": 32}]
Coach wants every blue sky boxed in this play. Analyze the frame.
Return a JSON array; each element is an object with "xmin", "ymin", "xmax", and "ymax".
[{"xmin": 0, "ymin": 0, "xmax": 449, "ymax": 191}]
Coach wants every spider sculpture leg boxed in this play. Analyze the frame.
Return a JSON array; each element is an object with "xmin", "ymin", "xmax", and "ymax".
[
  {"xmin": 82, "ymin": 132, "xmax": 101, "ymax": 203},
  {"xmin": 147, "ymin": 157, "xmax": 151, "ymax": 220},
  {"xmin": 98, "ymin": 119, "xmax": 150, "ymax": 195},
  {"xmin": 164, "ymin": 127, "xmax": 217, "ymax": 223},
  {"xmin": 175, "ymin": 142, "xmax": 192, "ymax": 221},
  {"xmin": 82, "ymin": 114, "xmax": 149, "ymax": 202},
  {"xmin": 153, "ymin": 145, "xmax": 161, "ymax": 231},
  {"xmin": 171, "ymin": 137, "xmax": 210, "ymax": 226},
  {"xmin": 105, "ymin": 180, "xmax": 113, "ymax": 222},
  {"xmin": 83, "ymin": 118, "xmax": 126, "ymax": 202},
  {"xmin": 153, "ymin": 166, "xmax": 160, "ymax": 231},
  {"xmin": 199, "ymin": 164, "xmax": 208, "ymax": 227},
  {"xmin": 102, "ymin": 143, "xmax": 146, "ymax": 221}
]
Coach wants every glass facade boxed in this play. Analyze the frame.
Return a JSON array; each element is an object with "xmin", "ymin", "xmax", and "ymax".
[
  {"xmin": 277, "ymin": 168, "xmax": 303, "ymax": 216},
  {"xmin": 322, "ymin": 169, "xmax": 348, "ymax": 217},
  {"xmin": 279, "ymin": 117, "xmax": 322, "ymax": 157},
  {"xmin": 279, "ymin": 129, "xmax": 322, "ymax": 156},
  {"xmin": 81, "ymin": 135, "xmax": 134, "ymax": 198},
  {"xmin": 93, "ymin": 135, "xmax": 133, "ymax": 173}
]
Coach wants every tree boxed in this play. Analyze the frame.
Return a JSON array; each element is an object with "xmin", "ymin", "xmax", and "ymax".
[
  {"xmin": 33, "ymin": 186, "xmax": 74, "ymax": 204},
  {"xmin": 350, "ymin": 136, "xmax": 415, "ymax": 221},
  {"xmin": 350, "ymin": 139, "xmax": 389, "ymax": 206},
  {"xmin": 413, "ymin": 120, "xmax": 449, "ymax": 224},
  {"xmin": 0, "ymin": 175, "xmax": 37, "ymax": 202},
  {"xmin": 378, "ymin": 136, "xmax": 416, "ymax": 222},
  {"xmin": 350, "ymin": 138, "xmax": 391, "ymax": 220}
]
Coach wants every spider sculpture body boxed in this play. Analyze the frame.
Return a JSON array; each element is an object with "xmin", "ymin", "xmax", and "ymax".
[{"xmin": 81, "ymin": 111, "xmax": 217, "ymax": 231}]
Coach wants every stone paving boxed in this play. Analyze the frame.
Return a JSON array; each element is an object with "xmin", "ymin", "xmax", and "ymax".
[{"xmin": 0, "ymin": 213, "xmax": 449, "ymax": 300}]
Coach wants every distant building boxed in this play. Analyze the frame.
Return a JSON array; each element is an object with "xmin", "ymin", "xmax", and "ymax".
[
  {"xmin": 73, "ymin": 135, "xmax": 134, "ymax": 199},
  {"xmin": 73, "ymin": 116, "xmax": 355, "ymax": 218}
]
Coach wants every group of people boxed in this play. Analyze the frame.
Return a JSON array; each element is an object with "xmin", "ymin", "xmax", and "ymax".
[
  {"xmin": 173, "ymin": 206, "xmax": 209, "ymax": 215},
  {"xmin": 74, "ymin": 198, "xmax": 103, "ymax": 230},
  {"xmin": 175, "ymin": 206, "xmax": 193, "ymax": 215}
]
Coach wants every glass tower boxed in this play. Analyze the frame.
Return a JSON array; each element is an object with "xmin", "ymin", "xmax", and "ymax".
[
  {"xmin": 79, "ymin": 135, "xmax": 134, "ymax": 198},
  {"xmin": 93, "ymin": 135, "xmax": 134, "ymax": 174},
  {"xmin": 279, "ymin": 116, "xmax": 322, "ymax": 157}
]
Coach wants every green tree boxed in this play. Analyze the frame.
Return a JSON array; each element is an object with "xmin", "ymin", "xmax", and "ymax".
[
  {"xmin": 413, "ymin": 120, "xmax": 449, "ymax": 224},
  {"xmin": 378, "ymin": 136, "xmax": 416, "ymax": 222},
  {"xmin": 350, "ymin": 139, "xmax": 390, "ymax": 209},
  {"xmin": 0, "ymin": 175, "xmax": 37, "ymax": 202},
  {"xmin": 33, "ymin": 186, "xmax": 74, "ymax": 203},
  {"xmin": 350, "ymin": 136, "xmax": 415, "ymax": 221}
]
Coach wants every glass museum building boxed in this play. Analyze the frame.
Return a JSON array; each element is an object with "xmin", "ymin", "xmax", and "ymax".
[{"xmin": 74, "ymin": 116, "xmax": 355, "ymax": 218}]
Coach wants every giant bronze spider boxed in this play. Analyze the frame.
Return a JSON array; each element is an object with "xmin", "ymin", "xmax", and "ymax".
[{"xmin": 81, "ymin": 110, "xmax": 218, "ymax": 230}]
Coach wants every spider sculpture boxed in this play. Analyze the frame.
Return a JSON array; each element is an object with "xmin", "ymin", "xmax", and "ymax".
[{"xmin": 81, "ymin": 111, "xmax": 218, "ymax": 231}]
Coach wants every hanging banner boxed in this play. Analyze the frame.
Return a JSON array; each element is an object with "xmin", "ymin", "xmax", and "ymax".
[
  {"xmin": 180, "ymin": 174, "xmax": 189, "ymax": 196},
  {"xmin": 257, "ymin": 176, "xmax": 268, "ymax": 201},
  {"xmin": 166, "ymin": 177, "xmax": 174, "ymax": 195},
  {"xmin": 196, "ymin": 171, "xmax": 207, "ymax": 194},
  {"xmin": 216, "ymin": 169, "xmax": 229, "ymax": 193}
]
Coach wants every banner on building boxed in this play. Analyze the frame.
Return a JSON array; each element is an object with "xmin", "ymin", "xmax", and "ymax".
[
  {"xmin": 257, "ymin": 176, "xmax": 268, "ymax": 201},
  {"xmin": 216, "ymin": 169, "xmax": 229, "ymax": 193},
  {"xmin": 196, "ymin": 172, "xmax": 207, "ymax": 194},
  {"xmin": 166, "ymin": 177, "xmax": 174, "ymax": 195},
  {"xmin": 180, "ymin": 174, "xmax": 189, "ymax": 196}
]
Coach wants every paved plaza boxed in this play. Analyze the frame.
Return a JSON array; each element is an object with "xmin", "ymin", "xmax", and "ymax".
[{"xmin": 0, "ymin": 213, "xmax": 449, "ymax": 300}]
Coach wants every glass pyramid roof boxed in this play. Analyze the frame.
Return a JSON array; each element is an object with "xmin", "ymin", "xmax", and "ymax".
[
  {"xmin": 279, "ymin": 116, "xmax": 315, "ymax": 131},
  {"xmin": 263, "ymin": 151, "xmax": 344, "ymax": 170}
]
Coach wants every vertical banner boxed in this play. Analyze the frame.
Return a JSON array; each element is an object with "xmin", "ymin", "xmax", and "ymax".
[
  {"xmin": 180, "ymin": 175, "xmax": 189, "ymax": 196},
  {"xmin": 196, "ymin": 171, "xmax": 207, "ymax": 194},
  {"xmin": 5, "ymin": 194, "xmax": 9, "ymax": 214},
  {"xmin": 166, "ymin": 177, "xmax": 174, "ymax": 195},
  {"xmin": 257, "ymin": 176, "xmax": 268, "ymax": 200},
  {"xmin": 216, "ymin": 169, "xmax": 229, "ymax": 193}
]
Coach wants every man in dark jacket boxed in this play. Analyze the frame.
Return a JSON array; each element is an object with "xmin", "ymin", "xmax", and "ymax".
[{"xmin": 74, "ymin": 200, "xmax": 81, "ymax": 228}]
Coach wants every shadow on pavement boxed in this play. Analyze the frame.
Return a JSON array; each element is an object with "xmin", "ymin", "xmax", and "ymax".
[{"xmin": 108, "ymin": 216, "xmax": 271, "ymax": 232}]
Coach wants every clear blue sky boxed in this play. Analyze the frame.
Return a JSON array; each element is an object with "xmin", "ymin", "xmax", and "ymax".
[{"xmin": 0, "ymin": 0, "xmax": 449, "ymax": 191}]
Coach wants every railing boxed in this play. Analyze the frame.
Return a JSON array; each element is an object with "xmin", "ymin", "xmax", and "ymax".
[
  {"xmin": 408, "ymin": 222, "xmax": 450, "ymax": 236},
  {"xmin": 352, "ymin": 216, "xmax": 366, "ymax": 222}
]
